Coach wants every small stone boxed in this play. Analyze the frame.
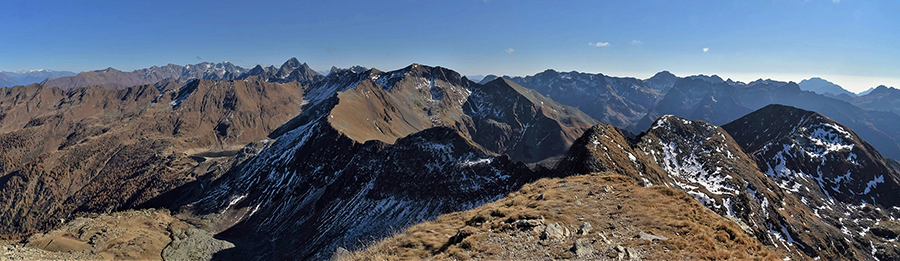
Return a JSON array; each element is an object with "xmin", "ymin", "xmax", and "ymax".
[
  {"xmin": 598, "ymin": 232, "xmax": 611, "ymax": 244},
  {"xmin": 571, "ymin": 238, "xmax": 594, "ymax": 257},
  {"xmin": 330, "ymin": 247, "xmax": 350, "ymax": 261},
  {"xmin": 577, "ymin": 222, "xmax": 593, "ymax": 235},
  {"xmin": 625, "ymin": 247, "xmax": 641, "ymax": 260},
  {"xmin": 638, "ymin": 231, "xmax": 668, "ymax": 241},
  {"xmin": 615, "ymin": 245, "xmax": 626, "ymax": 260},
  {"xmin": 602, "ymin": 185, "xmax": 614, "ymax": 193},
  {"xmin": 515, "ymin": 219, "xmax": 542, "ymax": 228},
  {"xmin": 541, "ymin": 223, "xmax": 568, "ymax": 240}
]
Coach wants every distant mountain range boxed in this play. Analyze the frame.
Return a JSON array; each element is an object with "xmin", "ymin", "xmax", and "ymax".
[
  {"xmin": 798, "ymin": 77, "xmax": 857, "ymax": 98},
  {"xmin": 0, "ymin": 73, "xmax": 15, "ymax": 87},
  {"xmin": 638, "ymin": 77, "xmax": 900, "ymax": 160},
  {"xmin": 39, "ymin": 62, "xmax": 247, "ymax": 90},
  {"xmin": 479, "ymin": 70, "xmax": 667, "ymax": 130},
  {"xmin": 848, "ymin": 85, "xmax": 900, "ymax": 115},
  {"xmin": 0, "ymin": 69, "xmax": 77, "ymax": 87}
]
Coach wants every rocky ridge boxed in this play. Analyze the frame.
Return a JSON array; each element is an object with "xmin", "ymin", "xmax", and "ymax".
[
  {"xmin": 40, "ymin": 62, "xmax": 247, "ymax": 90},
  {"xmin": 158, "ymin": 63, "xmax": 598, "ymax": 260},
  {"xmin": 344, "ymin": 173, "xmax": 783, "ymax": 260}
]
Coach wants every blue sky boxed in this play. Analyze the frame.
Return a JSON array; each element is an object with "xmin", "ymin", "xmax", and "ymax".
[{"xmin": 1, "ymin": 0, "xmax": 897, "ymax": 92}]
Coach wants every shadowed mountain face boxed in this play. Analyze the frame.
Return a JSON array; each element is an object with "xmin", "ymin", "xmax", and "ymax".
[
  {"xmin": 158, "ymin": 64, "xmax": 598, "ymax": 260},
  {"xmin": 635, "ymin": 77, "xmax": 752, "ymax": 132},
  {"xmin": 505, "ymin": 69, "xmax": 663, "ymax": 130},
  {"xmin": 724, "ymin": 105, "xmax": 900, "ymax": 206},
  {"xmin": 316, "ymin": 65, "xmax": 597, "ymax": 163},
  {"xmin": 638, "ymin": 78, "xmax": 900, "ymax": 160},
  {"xmin": 0, "ymin": 79, "xmax": 306, "ymax": 239},
  {"xmin": 40, "ymin": 62, "xmax": 247, "ymax": 90}
]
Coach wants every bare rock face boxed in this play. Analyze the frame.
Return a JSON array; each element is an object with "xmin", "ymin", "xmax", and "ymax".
[
  {"xmin": 17, "ymin": 209, "xmax": 209, "ymax": 260},
  {"xmin": 577, "ymin": 222, "xmax": 592, "ymax": 235},
  {"xmin": 163, "ymin": 228, "xmax": 235, "ymax": 261},
  {"xmin": 571, "ymin": 238, "xmax": 594, "ymax": 257}
]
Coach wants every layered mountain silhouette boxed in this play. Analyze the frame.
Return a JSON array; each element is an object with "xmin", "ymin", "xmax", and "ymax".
[
  {"xmin": 799, "ymin": 77, "xmax": 857, "ymax": 100},
  {"xmin": 2, "ymin": 60, "xmax": 900, "ymax": 260},
  {"xmin": 853, "ymin": 85, "xmax": 900, "ymax": 116},
  {"xmin": 0, "ymin": 70, "xmax": 77, "ymax": 87},
  {"xmin": 637, "ymin": 77, "xmax": 900, "ymax": 160},
  {"xmin": 40, "ymin": 62, "xmax": 247, "ymax": 90},
  {"xmin": 499, "ymin": 70, "xmax": 664, "ymax": 129},
  {"xmin": 0, "ymin": 73, "xmax": 15, "ymax": 88},
  {"xmin": 237, "ymin": 58, "xmax": 324, "ymax": 84}
]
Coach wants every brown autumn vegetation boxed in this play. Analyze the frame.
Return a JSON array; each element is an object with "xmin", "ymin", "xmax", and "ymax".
[
  {"xmin": 344, "ymin": 172, "xmax": 784, "ymax": 260},
  {"xmin": 0, "ymin": 79, "xmax": 305, "ymax": 239}
]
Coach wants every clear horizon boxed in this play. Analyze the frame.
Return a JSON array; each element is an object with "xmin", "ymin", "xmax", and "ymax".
[{"xmin": 2, "ymin": 0, "xmax": 897, "ymax": 92}]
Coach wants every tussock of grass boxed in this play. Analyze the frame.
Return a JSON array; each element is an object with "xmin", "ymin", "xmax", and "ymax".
[{"xmin": 343, "ymin": 172, "xmax": 782, "ymax": 260}]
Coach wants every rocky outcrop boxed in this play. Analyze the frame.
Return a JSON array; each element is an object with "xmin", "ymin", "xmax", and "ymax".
[{"xmin": 163, "ymin": 228, "xmax": 235, "ymax": 261}]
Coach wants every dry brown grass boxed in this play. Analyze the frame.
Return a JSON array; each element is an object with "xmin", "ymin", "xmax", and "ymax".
[{"xmin": 343, "ymin": 172, "xmax": 782, "ymax": 261}]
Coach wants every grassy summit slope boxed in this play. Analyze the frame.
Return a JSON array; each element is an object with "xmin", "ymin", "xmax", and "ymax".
[{"xmin": 345, "ymin": 173, "xmax": 783, "ymax": 260}]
